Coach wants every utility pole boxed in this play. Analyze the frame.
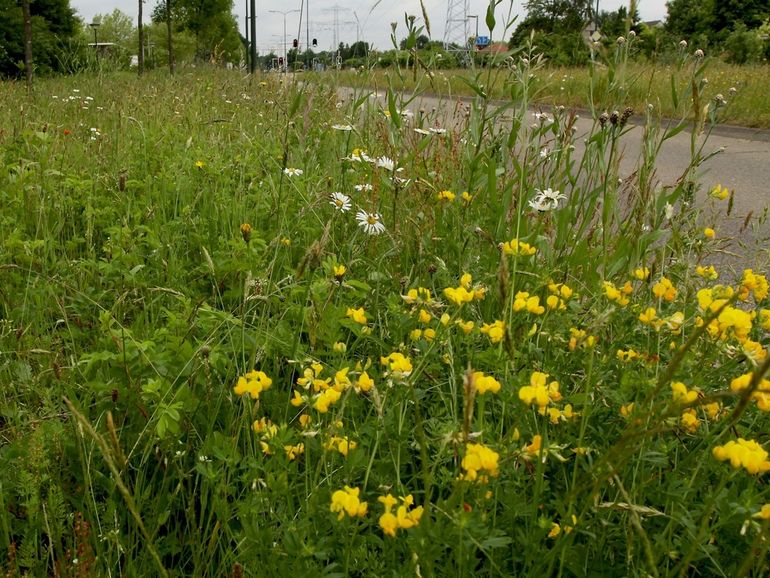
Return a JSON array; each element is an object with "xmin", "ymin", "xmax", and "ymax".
[
  {"xmin": 306, "ymin": 0, "xmax": 310, "ymax": 70},
  {"xmin": 245, "ymin": 1, "xmax": 250, "ymax": 70},
  {"xmin": 249, "ymin": 0, "xmax": 257, "ymax": 73},
  {"xmin": 270, "ymin": 10, "xmax": 299, "ymax": 71}
]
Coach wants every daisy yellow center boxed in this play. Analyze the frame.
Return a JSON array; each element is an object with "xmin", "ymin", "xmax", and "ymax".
[
  {"xmin": 335, "ymin": 199, "xmax": 344, "ymax": 206},
  {"xmin": 367, "ymin": 215, "xmax": 378, "ymax": 225}
]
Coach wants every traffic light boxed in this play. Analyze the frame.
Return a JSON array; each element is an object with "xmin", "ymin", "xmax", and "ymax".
[
  {"xmin": 278, "ymin": 57, "xmax": 284, "ymax": 66},
  {"xmin": 312, "ymin": 38, "xmax": 317, "ymax": 47},
  {"xmin": 292, "ymin": 39, "xmax": 298, "ymax": 48}
]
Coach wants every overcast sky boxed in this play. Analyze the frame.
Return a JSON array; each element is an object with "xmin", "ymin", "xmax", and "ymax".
[{"xmin": 71, "ymin": 0, "xmax": 667, "ymax": 55}]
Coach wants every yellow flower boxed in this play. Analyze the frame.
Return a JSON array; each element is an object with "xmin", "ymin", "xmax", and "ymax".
[
  {"xmin": 324, "ymin": 436, "xmax": 357, "ymax": 456},
  {"xmin": 418, "ymin": 309, "xmax": 432, "ymax": 324},
  {"xmin": 603, "ymin": 281, "xmax": 630, "ymax": 307},
  {"xmin": 501, "ymin": 238, "xmax": 537, "ymax": 256},
  {"xmin": 456, "ymin": 319, "xmax": 475, "ymax": 334},
  {"xmin": 444, "ymin": 286, "xmax": 475, "ymax": 305},
  {"xmin": 633, "ymin": 267, "xmax": 650, "ymax": 280},
  {"xmin": 713, "ymin": 438, "xmax": 770, "ymax": 474},
  {"xmin": 473, "ymin": 371, "xmax": 502, "ymax": 395},
  {"xmin": 402, "ymin": 287, "xmax": 433, "ymax": 305},
  {"xmin": 703, "ymin": 227, "xmax": 715, "ymax": 239},
  {"xmin": 380, "ymin": 352, "xmax": 413, "ymax": 377},
  {"xmin": 709, "ymin": 184, "xmax": 730, "ymax": 200},
  {"xmin": 461, "ymin": 191, "xmax": 474, "ymax": 203},
  {"xmin": 525, "ymin": 435, "xmax": 542, "ymax": 456},
  {"xmin": 333, "ymin": 367, "xmax": 352, "ymax": 391},
  {"xmin": 314, "ymin": 388, "xmax": 342, "ymax": 413},
  {"xmin": 548, "ymin": 523, "xmax": 561, "ymax": 538},
  {"xmin": 333, "ymin": 341, "xmax": 347, "ymax": 353},
  {"xmin": 754, "ymin": 504, "xmax": 770, "ymax": 520},
  {"xmin": 620, "ymin": 403, "xmax": 634, "ymax": 418},
  {"xmin": 519, "ymin": 371, "xmax": 560, "ymax": 413},
  {"xmin": 333, "ymin": 264, "xmax": 347, "ymax": 279},
  {"xmin": 461, "ymin": 443, "xmax": 500, "ymax": 481},
  {"xmin": 638, "ymin": 307, "xmax": 659, "ymax": 327},
  {"xmin": 652, "ymin": 277, "xmax": 677, "ymax": 302},
  {"xmin": 671, "ymin": 381, "xmax": 698, "ymax": 405},
  {"xmin": 356, "ymin": 371, "xmax": 374, "ymax": 393},
  {"xmin": 195, "ymin": 160, "xmax": 205, "ymax": 169},
  {"xmin": 233, "ymin": 370, "xmax": 273, "ymax": 399},
  {"xmin": 346, "ymin": 307, "xmax": 367, "ymax": 324},
  {"xmin": 378, "ymin": 494, "xmax": 423, "ymax": 536},
  {"xmin": 760, "ymin": 309, "xmax": 770, "ymax": 331},
  {"xmin": 480, "ymin": 320, "xmax": 505, "ymax": 343},
  {"xmin": 437, "ymin": 190, "xmax": 456, "ymax": 201},
  {"xmin": 680, "ymin": 409, "xmax": 700, "ymax": 433},
  {"xmin": 330, "ymin": 486, "xmax": 368, "ymax": 520},
  {"xmin": 617, "ymin": 349, "xmax": 638, "ymax": 362},
  {"xmin": 695, "ymin": 265, "xmax": 718, "ymax": 280},
  {"xmin": 740, "ymin": 269, "xmax": 769, "ymax": 302},
  {"xmin": 284, "ymin": 443, "xmax": 304, "ymax": 460}
]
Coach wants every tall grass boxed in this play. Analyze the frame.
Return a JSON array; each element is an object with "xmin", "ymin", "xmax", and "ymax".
[{"xmin": 1, "ymin": 30, "xmax": 769, "ymax": 577}]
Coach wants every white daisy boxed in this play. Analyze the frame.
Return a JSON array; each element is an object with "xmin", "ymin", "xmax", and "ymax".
[
  {"xmin": 332, "ymin": 124, "xmax": 353, "ymax": 131},
  {"xmin": 428, "ymin": 127, "xmax": 447, "ymax": 135},
  {"xmin": 354, "ymin": 184, "xmax": 373, "ymax": 192},
  {"xmin": 536, "ymin": 188, "xmax": 566, "ymax": 203},
  {"xmin": 329, "ymin": 192, "xmax": 352, "ymax": 212},
  {"xmin": 414, "ymin": 128, "xmax": 430, "ymax": 135},
  {"xmin": 528, "ymin": 197, "xmax": 557, "ymax": 212},
  {"xmin": 356, "ymin": 210, "xmax": 386, "ymax": 235},
  {"xmin": 375, "ymin": 156, "xmax": 396, "ymax": 171},
  {"xmin": 283, "ymin": 167, "xmax": 303, "ymax": 177},
  {"xmin": 540, "ymin": 147, "xmax": 549, "ymax": 159}
]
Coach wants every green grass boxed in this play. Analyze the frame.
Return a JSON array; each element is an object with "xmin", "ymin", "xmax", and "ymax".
[
  {"xmin": 1, "ymin": 44, "xmax": 770, "ymax": 577},
  {"xmin": 336, "ymin": 59, "xmax": 770, "ymax": 129}
]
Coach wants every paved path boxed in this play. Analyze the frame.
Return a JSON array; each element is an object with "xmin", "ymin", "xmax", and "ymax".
[{"xmin": 339, "ymin": 87, "xmax": 770, "ymax": 269}]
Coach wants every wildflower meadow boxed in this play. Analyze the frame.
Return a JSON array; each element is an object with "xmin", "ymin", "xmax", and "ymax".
[{"xmin": 1, "ymin": 23, "xmax": 770, "ymax": 577}]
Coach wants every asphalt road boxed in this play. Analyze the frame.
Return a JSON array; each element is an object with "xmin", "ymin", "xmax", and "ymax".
[{"xmin": 339, "ymin": 87, "xmax": 770, "ymax": 270}]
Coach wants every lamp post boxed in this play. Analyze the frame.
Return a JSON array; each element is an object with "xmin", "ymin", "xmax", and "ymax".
[
  {"xmin": 89, "ymin": 21, "xmax": 101, "ymax": 62},
  {"xmin": 467, "ymin": 14, "xmax": 479, "ymax": 42},
  {"xmin": 269, "ymin": 9, "xmax": 300, "ymax": 71}
]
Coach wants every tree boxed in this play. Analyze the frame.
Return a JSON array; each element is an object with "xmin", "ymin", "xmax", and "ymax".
[
  {"xmin": 138, "ymin": 0, "xmax": 144, "ymax": 74},
  {"xmin": 0, "ymin": 0, "xmax": 78, "ymax": 77}
]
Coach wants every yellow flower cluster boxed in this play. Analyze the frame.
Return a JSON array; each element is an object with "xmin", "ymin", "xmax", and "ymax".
[
  {"xmin": 480, "ymin": 320, "xmax": 505, "ymax": 343},
  {"xmin": 501, "ymin": 238, "xmax": 537, "ymax": 256},
  {"xmin": 730, "ymin": 372, "xmax": 770, "ymax": 411},
  {"xmin": 380, "ymin": 352, "xmax": 413, "ymax": 377},
  {"xmin": 671, "ymin": 382, "xmax": 699, "ymax": 405},
  {"xmin": 739, "ymin": 269, "xmax": 769, "ymax": 302},
  {"xmin": 296, "ymin": 362, "xmax": 331, "ymax": 392},
  {"xmin": 568, "ymin": 327, "xmax": 596, "ymax": 351},
  {"xmin": 314, "ymin": 388, "xmax": 342, "ymax": 413},
  {"xmin": 472, "ymin": 371, "xmax": 502, "ymax": 395},
  {"xmin": 633, "ymin": 267, "xmax": 650, "ymax": 280},
  {"xmin": 603, "ymin": 280, "xmax": 633, "ymax": 307},
  {"xmin": 760, "ymin": 309, "xmax": 770, "ymax": 331},
  {"xmin": 284, "ymin": 443, "xmax": 304, "ymax": 461},
  {"xmin": 402, "ymin": 286, "xmax": 434, "ymax": 305},
  {"xmin": 461, "ymin": 443, "xmax": 500, "ymax": 482},
  {"xmin": 617, "ymin": 349, "xmax": 639, "ymax": 362},
  {"xmin": 518, "ymin": 371, "xmax": 562, "ymax": 413},
  {"xmin": 652, "ymin": 277, "xmax": 678, "ymax": 302},
  {"xmin": 233, "ymin": 370, "xmax": 273, "ymax": 399},
  {"xmin": 410, "ymin": 328, "xmax": 436, "ymax": 342},
  {"xmin": 346, "ymin": 307, "xmax": 367, "ymax": 325},
  {"xmin": 324, "ymin": 436, "xmax": 357, "ymax": 456},
  {"xmin": 437, "ymin": 190, "xmax": 456, "ymax": 201},
  {"xmin": 709, "ymin": 184, "xmax": 730, "ymax": 200},
  {"xmin": 547, "ymin": 404, "xmax": 576, "ymax": 425},
  {"xmin": 713, "ymin": 439, "xmax": 770, "ymax": 474},
  {"xmin": 252, "ymin": 417, "xmax": 279, "ymax": 454},
  {"xmin": 548, "ymin": 515, "xmax": 577, "ymax": 538},
  {"xmin": 330, "ymin": 486, "xmax": 368, "ymax": 520},
  {"xmin": 696, "ymin": 265, "xmax": 719, "ymax": 280},
  {"xmin": 378, "ymin": 494, "xmax": 424, "ymax": 537},
  {"xmin": 513, "ymin": 292, "xmax": 545, "ymax": 315},
  {"xmin": 444, "ymin": 273, "xmax": 486, "ymax": 306}
]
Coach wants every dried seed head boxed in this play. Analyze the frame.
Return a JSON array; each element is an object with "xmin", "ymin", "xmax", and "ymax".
[
  {"xmin": 694, "ymin": 49, "xmax": 704, "ymax": 58},
  {"xmin": 620, "ymin": 106, "xmax": 634, "ymax": 127},
  {"xmin": 609, "ymin": 110, "xmax": 620, "ymax": 126},
  {"xmin": 599, "ymin": 112, "xmax": 609, "ymax": 128}
]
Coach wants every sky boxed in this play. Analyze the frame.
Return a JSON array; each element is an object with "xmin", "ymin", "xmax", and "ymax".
[{"xmin": 71, "ymin": 0, "xmax": 667, "ymax": 56}]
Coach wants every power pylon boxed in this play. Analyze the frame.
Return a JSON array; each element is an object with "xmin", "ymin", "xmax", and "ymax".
[{"xmin": 443, "ymin": 0, "xmax": 469, "ymax": 50}]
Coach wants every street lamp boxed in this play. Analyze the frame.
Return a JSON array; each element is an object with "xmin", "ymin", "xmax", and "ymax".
[
  {"xmin": 89, "ymin": 21, "xmax": 101, "ymax": 62},
  {"xmin": 467, "ymin": 15, "xmax": 479, "ymax": 42},
  {"xmin": 269, "ymin": 9, "xmax": 300, "ymax": 71}
]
